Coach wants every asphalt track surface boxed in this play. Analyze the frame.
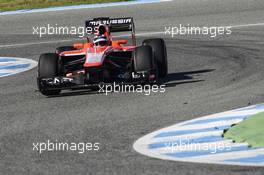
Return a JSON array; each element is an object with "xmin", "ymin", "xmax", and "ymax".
[{"xmin": 0, "ymin": 0, "xmax": 264, "ymax": 174}]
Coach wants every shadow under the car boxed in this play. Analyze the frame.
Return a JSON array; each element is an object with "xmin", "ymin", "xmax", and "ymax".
[
  {"xmin": 45, "ymin": 89, "xmax": 100, "ymax": 98},
  {"xmin": 162, "ymin": 69, "xmax": 215, "ymax": 87}
]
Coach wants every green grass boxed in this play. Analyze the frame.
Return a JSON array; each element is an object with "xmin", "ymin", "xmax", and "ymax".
[
  {"xmin": 224, "ymin": 112, "xmax": 264, "ymax": 148},
  {"xmin": 0, "ymin": 0, "xmax": 130, "ymax": 12}
]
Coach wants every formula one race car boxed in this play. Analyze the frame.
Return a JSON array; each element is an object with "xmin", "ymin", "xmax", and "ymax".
[{"xmin": 37, "ymin": 17, "xmax": 167, "ymax": 96}]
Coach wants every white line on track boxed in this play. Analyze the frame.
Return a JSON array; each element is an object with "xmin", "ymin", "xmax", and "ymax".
[
  {"xmin": 0, "ymin": 31, "xmax": 164, "ymax": 49},
  {"xmin": 0, "ymin": 22, "xmax": 264, "ymax": 49},
  {"xmin": 0, "ymin": 0, "xmax": 172, "ymax": 16},
  {"xmin": 230, "ymin": 22, "xmax": 264, "ymax": 28}
]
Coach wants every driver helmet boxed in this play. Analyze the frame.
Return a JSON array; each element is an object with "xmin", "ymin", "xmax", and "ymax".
[{"xmin": 93, "ymin": 35, "xmax": 109, "ymax": 46}]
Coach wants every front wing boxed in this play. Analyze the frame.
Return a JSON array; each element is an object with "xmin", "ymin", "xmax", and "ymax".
[{"xmin": 37, "ymin": 71, "xmax": 152, "ymax": 91}]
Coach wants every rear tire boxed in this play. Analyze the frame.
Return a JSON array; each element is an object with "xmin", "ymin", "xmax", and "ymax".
[
  {"xmin": 38, "ymin": 53, "xmax": 61, "ymax": 96},
  {"xmin": 143, "ymin": 38, "xmax": 168, "ymax": 78}
]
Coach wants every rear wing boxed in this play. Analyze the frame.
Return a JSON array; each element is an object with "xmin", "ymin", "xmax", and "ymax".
[
  {"xmin": 85, "ymin": 17, "xmax": 136, "ymax": 45},
  {"xmin": 85, "ymin": 17, "xmax": 135, "ymax": 33}
]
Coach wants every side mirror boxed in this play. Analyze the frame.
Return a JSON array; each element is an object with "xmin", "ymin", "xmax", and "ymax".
[
  {"xmin": 73, "ymin": 43, "xmax": 84, "ymax": 49},
  {"xmin": 112, "ymin": 40, "xmax": 128, "ymax": 47},
  {"xmin": 117, "ymin": 40, "xmax": 128, "ymax": 45}
]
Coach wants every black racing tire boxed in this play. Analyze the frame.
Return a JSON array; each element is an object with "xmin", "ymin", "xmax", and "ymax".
[
  {"xmin": 134, "ymin": 45, "xmax": 154, "ymax": 72},
  {"xmin": 55, "ymin": 46, "xmax": 76, "ymax": 54},
  {"xmin": 143, "ymin": 38, "xmax": 168, "ymax": 78},
  {"xmin": 38, "ymin": 53, "xmax": 61, "ymax": 96}
]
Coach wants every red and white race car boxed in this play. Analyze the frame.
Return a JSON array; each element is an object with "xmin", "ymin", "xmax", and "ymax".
[{"xmin": 37, "ymin": 17, "xmax": 167, "ymax": 96}]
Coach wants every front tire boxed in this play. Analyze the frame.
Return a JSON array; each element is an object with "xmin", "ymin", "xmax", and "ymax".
[
  {"xmin": 134, "ymin": 45, "xmax": 154, "ymax": 72},
  {"xmin": 38, "ymin": 53, "xmax": 61, "ymax": 96},
  {"xmin": 143, "ymin": 38, "xmax": 168, "ymax": 78},
  {"xmin": 134, "ymin": 45, "xmax": 157, "ymax": 84}
]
